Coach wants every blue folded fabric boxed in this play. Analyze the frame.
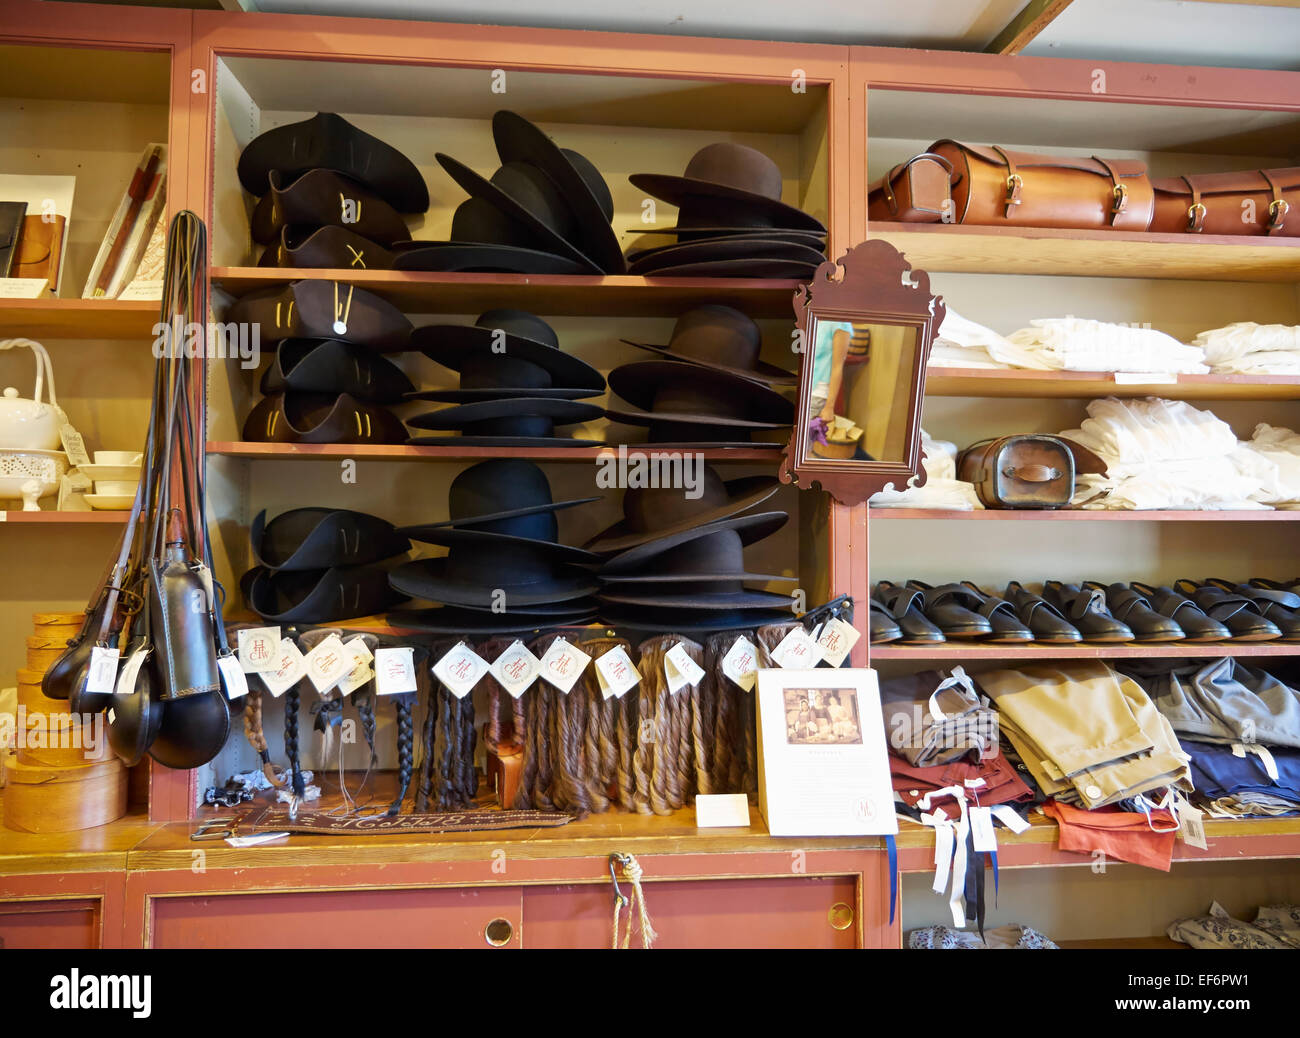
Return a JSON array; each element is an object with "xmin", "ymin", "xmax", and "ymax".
[{"xmin": 1184, "ymin": 738, "xmax": 1300, "ymax": 800}]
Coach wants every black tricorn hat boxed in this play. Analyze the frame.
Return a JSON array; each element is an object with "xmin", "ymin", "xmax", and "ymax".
[
  {"xmin": 242, "ymin": 393, "xmax": 408, "ymax": 445},
  {"xmin": 630, "ymin": 143, "xmax": 824, "ymax": 232},
  {"xmin": 242, "ymin": 563, "xmax": 408, "ymax": 623},
  {"xmin": 260, "ymin": 339, "xmax": 414, "ymax": 403},
  {"xmin": 388, "ymin": 544, "xmax": 599, "ymax": 609},
  {"xmin": 250, "ymin": 168, "xmax": 413, "ymax": 247},
  {"xmin": 402, "ymin": 458, "xmax": 599, "ymax": 533},
  {"xmin": 238, "ymin": 112, "xmax": 430, "ymax": 213},
  {"xmin": 621, "ymin": 304, "xmax": 797, "ymax": 386},
  {"xmin": 227, "ymin": 280, "xmax": 412, "ymax": 352},
  {"xmin": 259, "ymin": 225, "xmax": 396, "ymax": 271},
  {"xmin": 251, "ymin": 508, "xmax": 411, "ymax": 572}
]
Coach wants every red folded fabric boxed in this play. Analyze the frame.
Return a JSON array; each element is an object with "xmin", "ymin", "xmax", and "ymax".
[
  {"xmin": 1042, "ymin": 799, "xmax": 1177, "ymax": 872},
  {"xmin": 890, "ymin": 752, "xmax": 1033, "ymax": 807}
]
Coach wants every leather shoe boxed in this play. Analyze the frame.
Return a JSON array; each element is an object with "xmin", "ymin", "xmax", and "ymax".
[
  {"xmin": 904, "ymin": 580, "xmax": 994, "ymax": 639},
  {"xmin": 1173, "ymin": 579, "xmax": 1281, "ymax": 642},
  {"xmin": 1043, "ymin": 580, "xmax": 1134, "ymax": 643},
  {"xmin": 1084, "ymin": 581, "xmax": 1184, "ymax": 643},
  {"xmin": 1129, "ymin": 582, "xmax": 1229, "ymax": 642},
  {"xmin": 872, "ymin": 581, "xmax": 944, "ymax": 644},
  {"xmin": 869, "ymin": 598, "xmax": 903, "ymax": 644},
  {"xmin": 1003, "ymin": 581, "xmax": 1081, "ymax": 644}
]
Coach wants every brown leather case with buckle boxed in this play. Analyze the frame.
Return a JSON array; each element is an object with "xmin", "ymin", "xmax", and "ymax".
[
  {"xmin": 868, "ymin": 153, "xmax": 953, "ymax": 223},
  {"xmin": 1149, "ymin": 168, "xmax": 1300, "ymax": 236},
  {"xmin": 13, "ymin": 214, "xmax": 66, "ymax": 286},
  {"xmin": 957, "ymin": 435, "xmax": 1076, "ymax": 509},
  {"xmin": 929, "ymin": 140, "xmax": 1154, "ymax": 231}
]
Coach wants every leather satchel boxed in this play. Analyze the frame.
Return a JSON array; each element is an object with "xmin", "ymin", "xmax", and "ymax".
[
  {"xmin": 929, "ymin": 140, "xmax": 1154, "ymax": 231},
  {"xmin": 868, "ymin": 153, "xmax": 952, "ymax": 223},
  {"xmin": 1150, "ymin": 167, "xmax": 1300, "ymax": 236},
  {"xmin": 13, "ymin": 215, "xmax": 66, "ymax": 286},
  {"xmin": 957, "ymin": 435, "xmax": 1075, "ymax": 509}
]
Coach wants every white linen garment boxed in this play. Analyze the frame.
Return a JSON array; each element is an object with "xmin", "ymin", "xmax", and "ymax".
[
  {"xmin": 1193, "ymin": 323, "xmax": 1300, "ymax": 374},
  {"xmin": 928, "ymin": 310, "xmax": 1049, "ymax": 370},
  {"xmin": 869, "ymin": 429, "xmax": 985, "ymax": 510},
  {"xmin": 1007, "ymin": 317, "xmax": 1208, "ymax": 374}
]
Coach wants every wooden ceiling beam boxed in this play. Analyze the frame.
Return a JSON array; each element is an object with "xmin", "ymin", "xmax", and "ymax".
[{"xmin": 985, "ymin": 0, "xmax": 1075, "ymax": 55}]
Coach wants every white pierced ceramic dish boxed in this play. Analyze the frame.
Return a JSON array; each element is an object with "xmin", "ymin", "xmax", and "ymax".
[
  {"xmin": 79, "ymin": 463, "xmax": 142, "ymax": 483},
  {"xmin": 0, "ymin": 447, "xmax": 69, "ymax": 510},
  {"xmin": 84, "ymin": 493, "xmax": 135, "ymax": 511}
]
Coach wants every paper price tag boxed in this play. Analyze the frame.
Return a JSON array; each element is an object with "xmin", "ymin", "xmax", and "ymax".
[
  {"xmin": 336, "ymin": 648, "xmax": 373, "ymax": 697},
  {"xmin": 344, "ymin": 635, "xmax": 373, "ymax": 664},
  {"xmin": 1114, "ymin": 371, "xmax": 1177, "ymax": 385},
  {"xmin": 721, "ymin": 636, "xmax": 759, "ymax": 691},
  {"xmin": 537, "ymin": 636, "xmax": 590, "ymax": 694},
  {"xmin": 114, "ymin": 646, "xmax": 149, "ymax": 697},
  {"xmin": 1177, "ymin": 797, "xmax": 1208, "ymax": 850},
  {"xmin": 260, "ymin": 638, "xmax": 306, "ymax": 698},
  {"xmin": 374, "ymin": 647, "xmax": 417, "ymax": 695},
  {"xmin": 664, "ymin": 642, "xmax": 705, "ymax": 694},
  {"xmin": 816, "ymin": 617, "xmax": 861, "ymax": 667},
  {"xmin": 594, "ymin": 645, "xmax": 640, "ymax": 700},
  {"xmin": 969, "ymin": 805, "xmax": 998, "ymax": 853},
  {"xmin": 990, "ymin": 805, "xmax": 1032, "ymax": 834},
  {"xmin": 433, "ymin": 642, "xmax": 489, "ymax": 699},
  {"xmin": 237, "ymin": 626, "xmax": 281, "ymax": 673},
  {"xmin": 59, "ymin": 424, "xmax": 92, "ymax": 469},
  {"xmin": 491, "ymin": 640, "xmax": 542, "ymax": 698},
  {"xmin": 216, "ymin": 654, "xmax": 249, "ymax": 700},
  {"xmin": 770, "ymin": 626, "xmax": 823, "ymax": 668},
  {"xmin": 303, "ymin": 634, "xmax": 351, "ymax": 694},
  {"xmin": 86, "ymin": 646, "xmax": 120, "ymax": 695}
]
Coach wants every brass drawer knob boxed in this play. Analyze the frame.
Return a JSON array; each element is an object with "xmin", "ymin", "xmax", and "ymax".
[
  {"xmin": 484, "ymin": 917, "xmax": 514, "ymax": 947},
  {"xmin": 828, "ymin": 902, "xmax": 854, "ymax": 930}
]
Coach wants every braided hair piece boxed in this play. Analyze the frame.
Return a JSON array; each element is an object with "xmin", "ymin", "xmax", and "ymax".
[
  {"xmin": 755, "ymin": 623, "xmax": 801, "ymax": 794},
  {"xmin": 530, "ymin": 633, "xmax": 593, "ymax": 819},
  {"xmin": 388, "ymin": 691, "xmax": 417, "ymax": 816},
  {"xmin": 635, "ymin": 635, "xmax": 679, "ymax": 816}
]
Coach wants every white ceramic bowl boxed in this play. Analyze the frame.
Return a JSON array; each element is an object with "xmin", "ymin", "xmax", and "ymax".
[
  {"xmin": 85, "ymin": 493, "xmax": 135, "ymax": 511},
  {"xmin": 94, "ymin": 480, "xmax": 139, "ymax": 497},
  {"xmin": 79, "ymin": 462, "xmax": 142, "ymax": 483},
  {"xmin": 94, "ymin": 451, "xmax": 143, "ymax": 466},
  {"xmin": 0, "ymin": 448, "xmax": 69, "ymax": 510}
]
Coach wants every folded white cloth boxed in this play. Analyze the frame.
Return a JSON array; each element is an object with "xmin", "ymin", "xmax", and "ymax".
[
  {"xmin": 1062, "ymin": 397, "xmax": 1238, "ymax": 467},
  {"xmin": 1193, "ymin": 323, "xmax": 1300, "ymax": 372},
  {"xmin": 1207, "ymin": 351, "xmax": 1300, "ymax": 376},
  {"xmin": 931, "ymin": 310, "xmax": 1049, "ymax": 370},
  {"xmin": 1238, "ymin": 424, "xmax": 1300, "ymax": 507},
  {"xmin": 1008, "ymin": 317, "xmax": 1208, "ymax": 374},
  {"xmin": 869, "ymin": 429, "xmax": 984, "ymax": 510}
]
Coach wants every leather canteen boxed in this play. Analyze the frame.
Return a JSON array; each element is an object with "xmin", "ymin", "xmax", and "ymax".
[
  {"xmin": 867, "ymin": 153, "xmax": 953, "ymax": 223},
  {"xmin": 957, "ymin": 435, "xmax": 1075, "ymax": 509},
  {"xmin": 1150, "ymin": 168, "xmax": 1300, "ymax": 236},
  {"xmin": 929, "ymin": 140, "xmax": 1154, "ymax": 231}
]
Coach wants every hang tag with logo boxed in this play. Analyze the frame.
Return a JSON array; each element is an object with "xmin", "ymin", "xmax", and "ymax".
[
  {"xmin": 969, "ymin": 805, "xmax": 998, "ymax": 853},
  {"xmin": 721, "ymin": 636, "xmax": 759, "ymax": 691},
  {"xmin": 303, "ymin": 634, "xmax": 351, "ymax": 694},
  {"xmin": 374, "ymin": 647, "xmax": 418, "ymax": 695},
  {"xmin": 664, "ymin": 642, "xmax": 705, "ymax": 694},
  {"xmin": 344, "ymin": 635, "xmax": 374, "ymax": 664},
  {"xmin": 336, "ymin": 647, "xmax": 374, "ymax": 697},
  {"xmin": 491, "ymin": 640, "xmax": 542, "ymax": 698},
  {"xmin": 770, "ymin": 626, "xmax": 823, "ymax": 668},
  {"xmin": 815, "ymin": 617, "xmax": 861, "ymax": 667},
  {"xmin": 237, "ymin": 626, "xmax": 281, "ymax": 673},
  {"xmin": 1176, "ymin": 796, "xmax": 1208, "ymax": 850},
  {"xmin": 216, "ymin": 654, "xmax": 249, "ymax": 700},
  {"xmin": 260, "ymin": 638, "xmax": 307, "ymax": 698},
  {"xmin": 114, "ymin": 646, "xmax": 149, "ymax": 697},
  {"xmin": 537, "ymin": 636, "xmax": 590, "ymax": 695},
  {"xmin": 86, "ymin": 646, "xmax": 120, "ymax": 695},
  {"xmin": 594, "ymin": 645, "xmax": 640, "ymax": 700},
  {"xmin": 59, "ymin": 424, "xmax": 92, "ymax": 469},
  {"xmin": 433, "ymin": 641, "xmax": 489, "ymax": 699}
]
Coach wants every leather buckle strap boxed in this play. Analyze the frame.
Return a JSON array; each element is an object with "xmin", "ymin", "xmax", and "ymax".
[
  {"xmin": 1093, "ymin": 156, "xmax": 1128, "ymax": 224},
  {"xmin": 1261, "ymin": 170, "xmax": 1289, "ymax": 234},
  {"xmin": 992, "ymin": 146, "xmax": 1022, "ymax": 216},
  {"xmin": 1182, "ymin": 175, "xmax": 1206, "ymax": 232}
]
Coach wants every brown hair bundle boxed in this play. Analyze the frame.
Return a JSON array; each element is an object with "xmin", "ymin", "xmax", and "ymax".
[{"xmin": 755, "ymin": 622, "xmax": 801, "ymax": 794}]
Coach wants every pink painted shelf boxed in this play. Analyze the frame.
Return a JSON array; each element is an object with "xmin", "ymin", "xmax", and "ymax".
[
  {"xmin": 868, "ymin": 508, "xmax": 1300, "ymax": 521},
  {"xmin": 206, "ymin": 441, "xmax": 783, "ymax": 463},
  {"xmin": 0, "ymin": 511, "xmax": 129, "ymax": 524},
  {"xmin": 871, "ymin": 642, "xmax": 1300, "ymax": 660}
]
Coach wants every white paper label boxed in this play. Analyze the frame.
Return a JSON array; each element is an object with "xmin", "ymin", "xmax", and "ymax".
[
  {"xmin": 237, "ymin": 626, "xmax": 281, "ymax": 673},
  {"xmin": 59, "ymin": 424, "xmax": 91, "ymax": 469},
  {"xmin": 114, "ymin": 646, "xmax": 148, "ymax": 697},
  {"xmin": 0, "ymin": 277, "xmax": 50, "ymax": 298},
  {"xmin": 491, "ymin": 640, "xmax": 542, "ymax": 698},
  {"xmin": 433, "ymin": 641, "xmax": 489, "ymax": 699},
  {"xmin": 664, "ymin": 642, "xmax": 705, "ymax": 694},
  {"xmin": 769, "ymin": 626, "xmax": 823, "ymax": 668},
  {"xmin": 86, "ymin": 646, "xmax": 120, "ymax": 694},
  {"xmin": 537, "ymin": 636, "xmax": 590, "ymax": 695},
  {"xmin": 225, "ymin": 832, "xmax": 289, "ymax": 848},
  {"xmin": 216, "ymin": 654, "xmax": 250, "ymax": 700},
  {"xmin": 815, "ymin": 617, "xmax": 861, "ymax": 667},
  {"xmin": 721, "ymin": 636, "xmax": 760, "ymax": 691},
  {"xmin": 344, "ymin": 635, "xmax": 373, "ymax": 664},
  {"xmin": 374, "ymin": 647, "xmax": 417, "ymax": 695},
  {"xmin": 1113, "ymin": 371, "xmax": 1177, "ymax": 385},
  {"xmin": 117, "ymin": 280, "xmax": 164, "ymax": 301},
  {"xmin": 694, "ymin": 793, "xmax": 751, "ymax": 828},
  {"xmin": 260, "ymin": 638, "xmax": 306, "ymax": 698},
  {"xmin": 303, "ymin": 634, "xmax": 351, "ymax": 694},
  {"xmin": 594, "ymin": 645, "xmax": 640, "ymax": 700},
  {"xmin": 336, "ymin": 650, "xmax": 373, "ymax": 697},
  {"xmin": 1177, "ymin": 798, "xmax": 1208, "ymax": 850},
  {"xmin": 990, "ymin": 805, "xmax": 1031, "ymax": 834},
  {"xmin": 969, "ymin": 805, "xmax": 998, "ymax": 852}
]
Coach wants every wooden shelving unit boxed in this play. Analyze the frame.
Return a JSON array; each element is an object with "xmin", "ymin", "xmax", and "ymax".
[
  {"xmin": 868, "ymin": 507, "xmax": 1300, "ymax": 521},
  {"xmin": 872, "ymin": 642, "xmax": 1300, "ymax": 660},
  {"xmin": 0, "ymin": 511, "xmax": 129, "ymax": 524},
  {"xmin": 207, "ymin": 441, "xmax": 785, "ymax": 463},
  {"xmin": 0, "ymin": 298, "xmax": 159, "ymax": 340},
  {"xmin": 924, "ymin": 366, "xmax": 1300, "ymax": 401}
]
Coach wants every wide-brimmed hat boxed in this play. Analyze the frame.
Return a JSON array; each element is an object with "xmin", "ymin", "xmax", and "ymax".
[
  {"xmin": 585, "ymin": 468, "xmax": 780, "ymax": 553},
  {"xmin": 597, "ymin": 603, "xmax": 791, "ymax": 633},
  {"xmin": 250, "ymin": 168, "xmax": 413, "ymax": 247},
  {"xmin": 627, "ymin": 238, "xmax": 826, "ymax": 276},
  {"xmin": 259, "ymin": 225, "xmax": 395, "ymax": 271},
  {"xmin": 628, "ymin": 225, "xmax": 826, "ymax": 246},
  {"xmin": 621, "ymin": 305, "xmax": 796, "ymax": 385},
  {"xmin": 238, "ymin": 112, "xmax": 430, "ymax": 213},
  {"xmin": 242, "ymin": 563, "xmax": 407, "ymax": 623},
  {"xmin": 598, "ymin": 526, "xmax": 794, "ymax": 584},
  {"xmin": 260, "ymin": 339, "xmax": 414, "ymax": 402},
  {"xmin": 600, "ymin": 510, "xmax": 789, "ymax": 573},
  {"xmin": 630, "ymin": 142, "xmax": 825, "ymax": 232},
  {"xmin": 406, "ymin": 396, "xmax": 603, "ymax": 447},
  {"xmin": 398, "ymin": 524, "xmax": 600, "ymax": 566},
  {"xmin": 227, "ymin": 280, "xmax": 412, "ymax": 352},
  {"xmin": 437, "ymin": 155, "xmax": 601, "ymax": 273},
  {"xmin": 406, "ymin": 458, "xmax": 599, "ymax": 533},
  {"xmin": 243, "ymin": 393, "xmax": 408, "ymax": 445},
  {"xmin": 492, "ymin": 110, "xmax": 626, "ymax": 275},
  {"xmin": 388, "ymin": 602, "xmax": 598, "ymax": 635},
  {"xmin": 634, "ymin": 257, "xmax": 822, "ymax": 278},
  {"xmin": 251, "ymin": 508, "xmax": 410, "ymax": 572},
  {"xmin": 389, "ymin": 544, "xmax": 598, "ymax": 608},
  {"xmin": 605, "ymin": 360, "xmax": 794, "ymax": 430}
]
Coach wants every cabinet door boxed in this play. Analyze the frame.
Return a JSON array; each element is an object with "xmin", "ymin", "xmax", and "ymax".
[
  {"xmin": 0, "ymin": 899, "xmax": 101, "ymax": 949},
  {"xmin": 148, "ymin": 886, "xmax": 523, "ymax": 949},
  {"xmin": 523, "ymin": 875, "xmax": 861, "ymax": 948}
]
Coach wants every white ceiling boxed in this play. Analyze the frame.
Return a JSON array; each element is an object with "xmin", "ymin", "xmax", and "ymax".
[{"xmin": 245, "ymin": 0, "xmax": 1300, "ymax": 70}]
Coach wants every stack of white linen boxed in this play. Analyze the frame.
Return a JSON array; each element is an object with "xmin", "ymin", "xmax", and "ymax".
[
  {"xmin": 1236, "ymin": 424, "xmax": 1300, "ymax": 508},
  {"xmin": 869, "ymin": 429, "xmax": 984, "ymax": 510},
  {"xmin": 1007, "ymin": 317, "xmax": 1209, "ymax": 374},
  {"xmin": 1192, "ymin": 323, "xmax": 1300, "ymax": 375},
  {"xmin": 927, "ymin": 310, "xmax": 1047, "ymax": 370}
]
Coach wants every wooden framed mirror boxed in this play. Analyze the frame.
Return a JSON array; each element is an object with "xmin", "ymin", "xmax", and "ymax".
[{"xmin": 781, "ymin": 239, "xmax": 945, "ymax": 506}]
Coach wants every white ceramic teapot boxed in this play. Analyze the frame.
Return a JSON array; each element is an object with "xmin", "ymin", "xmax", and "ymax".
[{"xmin": 0, "ymin": 338, "xmax": 68, "ymax": 450}]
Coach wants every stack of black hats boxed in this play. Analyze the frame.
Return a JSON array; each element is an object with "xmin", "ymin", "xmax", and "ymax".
[
  {"xmin": 605, "ymin": 304, "xmax": 795, "ymax": 448},
  {"xmin": 242, "ymin": 508, "xmax": 411, "ymax": 623},
  {"xmin": 404, "ymin": 110, "xmax": 624, "ymax": 275},
  {"xmin": 586, "ymin": 464, "xmax": 797, "ymax": 632},
  {"xmin": 406, "ymin": 310, "xmax": 605, "ymax": 447},
  {"xmin": 626, "ymin": 142, "xmax": 827, "ymax": 278},
  {"xmin": 230, "ymin": 280, "xmax": 413, "ymax": 445},
  {"xmin": 239, "ymin": 112, "xmax": 426, "ymax": 270},
  {"xmin": 389, "ymin": 459, "xmax": 600, "ymax": 634}
]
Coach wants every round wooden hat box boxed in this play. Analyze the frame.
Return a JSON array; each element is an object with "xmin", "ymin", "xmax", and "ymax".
[
  {"xmin": 15, "ymin": 667, "xmax": 57, "ymax": 712},
  {"xmin": 15, "ymin": 713, "xmax": 114, "ymax": 767},
  {"xmin": 2, "ymin": 754, "xmax": 127, "ymax": 833},
  {"xmin": 26, "ymin": 635, "xmax": 73, "ymax": 673},
  {"xmin": 30, "ymin": 612, "xmax": 84, "ymax": 642}
]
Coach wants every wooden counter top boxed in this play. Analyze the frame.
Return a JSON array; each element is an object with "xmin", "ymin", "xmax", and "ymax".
[{"xmin": 0, "ymin": 802, "xmax": 163, "ymax": 876}]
